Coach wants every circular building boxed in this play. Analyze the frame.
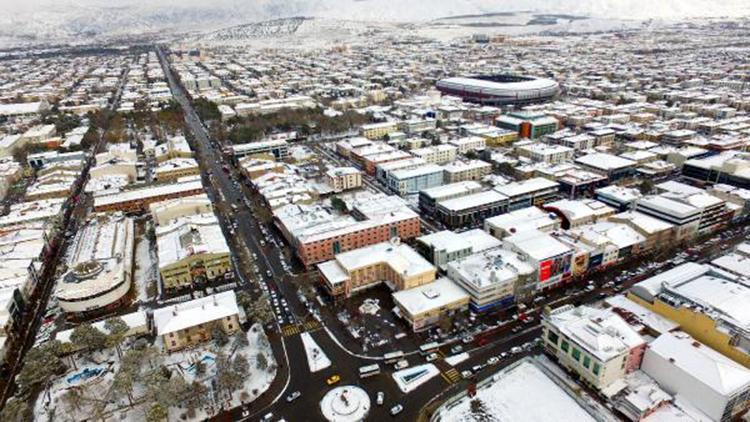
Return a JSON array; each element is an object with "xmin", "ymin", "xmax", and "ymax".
[
  {"xmin": 435, "ymin": 75, "xmax": 559, "ymax": 105},
  {"xmin": 320, "ymin": 386, "xmax": 370, "ymax": 422}
]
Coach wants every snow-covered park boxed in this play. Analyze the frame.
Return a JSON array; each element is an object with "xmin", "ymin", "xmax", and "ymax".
[{"xmin": 32, "ymin": 323, "xmax": 276, "ymax": 422}]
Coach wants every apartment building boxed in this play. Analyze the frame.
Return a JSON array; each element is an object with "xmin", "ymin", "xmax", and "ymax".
[
  {"xmin": 435, "ymin": 190, "xmax": 508, "ymax": 229},
  {"xmin": 410, "ymin": 144, "xmax": 458, "ymax": 165},
  {"xmin": 94, "ymin": 178, "xmax": 204, "ymax": 213},
  {"xmin": 360, "ymin": 121, "xmax": 400, "ymax": 139},
  {"xmin": 386, "ymin": 164, "xmax": 444, "ymax": 196},
  {"xmin": 448, "ymin": 136, "xmax": 486, "ymax": 154},
  {"xmin": 325, "ymin": 167, "xmax": 362, "ymax": 192},
  {"xmin": 418, "ymin": 180, "xmax": 483, "ymax": 216},
  {"xmin": 494, "ymin": 177, "xmax": 560, "ymax": 211},
  {"xmin": 442, "ymin": 160, "xmax": 492, "ymax": 183},
  {"xmin": 515, "ymin": 141, "xmax": 575, "ymax": 164}
]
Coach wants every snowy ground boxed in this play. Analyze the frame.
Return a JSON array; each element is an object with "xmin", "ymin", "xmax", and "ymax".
[
  {"xmin": 33, "ymin": 324, "xmax": 277, "ymax": 422},
  {"xmin": 133, "ymin": 227, "xmax": 157, "ymax": 306},
  {"xmin": 433, "ymin": 358, "xmax": 598, "ymax": 422},
  {"xmin": 300, "ymin": 332, "xmax": 332, "ymax": 373}
]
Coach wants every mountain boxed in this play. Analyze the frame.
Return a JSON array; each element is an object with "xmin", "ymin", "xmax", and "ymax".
[{"xmin": 0, "ymin": 0, "xmax": 748, "ymax": 47}]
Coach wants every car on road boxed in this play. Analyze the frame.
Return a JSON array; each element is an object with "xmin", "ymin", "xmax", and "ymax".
[
  {"xmin": 266, "ymin": 270, "xmax": 272, "ymax": 278},
  {"xmin": 461, "ymin": 370, "xmax": 473, "ymax": 379},
  {"xmin": 425, "ymin": 352, "xmax": 439, "ymax": 362},
  {"xmin": 326, "ymin": 375, "xmax": 341, "ymax": 385},
  {"xmin": 450, "ymin": 345, "xmax": 464, "ymax": 354},
  {"xmin": 487, "ymin": 357, "xmax": 499, "ymax": 365},
  {"xmin": 393, "ymin": 359, "xmax": 409, "ymax": 370},
  {"xmin": 376, "ymin": 391, "xmax": 384, "ymax": 405},
  {"xmin": 261, "ymin": 412, "xmax": 273, "ymax": 422},
  {"xmin": 510, "ymin": 346, "xmax": 522, "ymax": 354},
  {"xmin": 462, "ymin": 335, "xmax": 474, "ymax": 344},
  {"xmin": 472, "ymin": 364, "xmax": 483, "ymax": 373},
  {"xmin": 390, "ymin": 404, "xmax": 403, "ymax": 416},
  {"xmin": 286, "ymin": 391, "xmax": 301, "ymax": 402}
]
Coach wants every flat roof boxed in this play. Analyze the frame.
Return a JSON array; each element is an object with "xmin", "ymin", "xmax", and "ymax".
[
  {"xmin": 438, "ymin": 190, "xmax": 508, "ymax": 212},
  {"xmin": 392, "ymin": 277, "xmax": 469, "ymax": 316},
  {"xmin": 576, "ymin": 153, "xmax": 636, "ymax": 171},
  {"xmin": 494, "ymin": 177, "xmax": 559, "ymax": 198},
  {"xmin": 153, "ymin": 291, "xmax": 239, "ymax": 336},
  {"xmin": 505, "ymin": 229, "xmax": 572, "ymax": 261}
]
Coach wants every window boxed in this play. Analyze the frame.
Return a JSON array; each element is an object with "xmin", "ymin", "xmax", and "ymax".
[
  {"xmin": 547, "ymin": 331, "xmax": 559, "ymax": 345},
  {"xmin": 561, "ymin": 340, "xmax": 569, "ymax": 353},
  {"xmin": 583, "ymin": 356, "xmax": 591, "ymax": 369},
  {"xmin": 390, "ymin": 226, "xmax": 398, "ymax": 238},
  {"xmin": 572, "ymin": 348, "xmax": 581, "ymax": 362},
  {"xmin": 593, "ymin": 363, "xmax": 601, "ymax": 375}
]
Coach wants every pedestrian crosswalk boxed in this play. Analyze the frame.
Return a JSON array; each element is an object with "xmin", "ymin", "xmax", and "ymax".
[
  {"xmin": 302, "ymin": 319, "xmax": 321, "ymax": 331},
  {"xmin": 441, "ymin": 368, "xmax": 461, "ymax": 384},
  {"xmin": 281, "ymin": 324, "xmax": 302, "ymax": 337}
]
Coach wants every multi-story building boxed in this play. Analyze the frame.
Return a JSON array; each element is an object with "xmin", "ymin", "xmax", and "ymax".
[
  {"xmin": 641, "ymin": 332, "xmax": 750, "ymax": 422},
  {"xmin": 360, "ymin": 121, "xmax": 400, "ymax": 139},
  {"xmin": 275, "ymin": 195, "xmax": 421, "ymax": 267},
  {"xmin": 485, "ymin": 206, "xmax": 561, "ymax": 239},
  {"xmin": 503, "ymin": 229, "xmax": 573, "ymax": 296},
  {"xmin": 655, "ymin": 180, "xmax": 733, "ymax": 235},
  {"xmin": 410, "ymin": 145, "xmax": 458, "ymax": 165},
  {"xmin": 442, "ymin": 160, "xmax": 492, "ymax": 183},
  {"xmin": 149, "ymin": 193, "xmax": 213, "ymax": 226},
  {"xmin": 575, "ymin": 153, "xmax": 637, "ymax": 181},
  {"xmin": 682, "ymin": 151, "xmax": 750, "ymax": 190},
  {"xmin": 628, "ymin": 263, "xmax": 750, "ymax": 368},
  {"xmin": 231, "ymin": 139, "xmax": 289, "ymax": 160},
  {"xmin": 317, "ymin": 239, "xmax": 436, "ymax": 297},
  {"xmin": 495, "ymin": 111, "xmax": 559, "ymax": 139},
  {"xmin": 153, "ymin": 157, "xmax": 201, "ymax": 182},
  {"xmin": 446, "ymin": 247, "xmax": 534, "ymax": 312},
  {"xmin": 595, "ymin": 185, "xmax": 643, "ymax": 212},
  {"xmin": 543, "ymin": 199, "xmax": 615, "ymax": 229},
  {"xmin": 94, "ymin": 178, "xmax": 204, "ymax": 213},
  {"xmin": 416, "ymin": 229, "xmax": 501, "ymax": 268},
  {"xmin": 336, "ymin": 137, "xmax": 372, "ymax": 158},
  {"xmin": 375, "ymin": 157, "xmax": 426, "ymax": 185},
  {"xmin": 400, "ymin": 118, "xmax": 437, "ymax": 135},
  {"xmin": 418, "ymin": 181, "xmax": 483, "ymax": 216},
  {"xmin": 542, "ymin": 305, "xmax": 646, "ymax": 390},
  {"xmin": 0, "ymin": 158, "xmax": 23, "ymax": 200},
  {"xmin": 494, "ymin": 177, "xmax": 560, "ymax": 211},
  {"xmin": 607, "ymin": 211, "xmax": 674, "ymax": 252},
  {"xmin": 515, "ymin": 141, "xmax": 575, "ymax": 164},
  {"xmin": 325, "ymin": 167, "xmax": 362, "ymax": 192},
  {"xmin": 460, "ymin": 123, "xmax": 518, "ymax": 146},
  {"xmin": 156, "ymin": 213, "xmax": 232, "ymax": 290},
  {"xmin": 153, "ymin": 291, "xmax": 241, "ymax": 352},
  {"xmin": 634, "ymin": 195, "xmax": 701, "ymax": 242},
  {"xmin": 448, "ymin": 136, "xmax": 486, "ymax": 154},
  {"xmin": 392, "ymin": 277, "xmax": 470, "ymax": 332},
  {"xmin": 55, "ymin": 214, "xmax": 134, "ymax": 315},
  {"xmin": 360, "ymin": 150, "xmax": 413, "ymax": 175},
  {"xmin": 435, "ymin": 190, "xmax": 508, "ymax": 229},
  {"xmin": 386, "ymin": 164, "xmax": 445, "ymax": 196}
]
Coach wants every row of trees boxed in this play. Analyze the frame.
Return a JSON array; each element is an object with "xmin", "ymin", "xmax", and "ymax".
[{"xmin": 226, "ymin": 107, "xmax": 372, "ymax": 144}]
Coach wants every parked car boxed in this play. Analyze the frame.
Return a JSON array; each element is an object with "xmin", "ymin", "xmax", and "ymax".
[
  {"xmin": 390, "ymin": 404, "xmax": 403, "ymax": 416},
  {"xmin": 510, "ymin": 346, "xmax": 522, "ymax": 354},
  {"xmin": 461, "ymin": 370, "xmax": 473, "ymax": 379},
  {"xmin": 425, "ymin": 353, "xmax": 439, "ymax": 362},
  {"xmin": 450, "ymin": 345, "xmax": 464, "ymax": 354},
  {"xmin": 376, "ymin": 391, "xmax": 384, "ymax": 406},
  {"xmin": 472, "ymin": 365, "xmax": 483, "ymax": 373},
  {"xmin": 487, "ymin": 357, "xmax": 499, "ymax": 365}
]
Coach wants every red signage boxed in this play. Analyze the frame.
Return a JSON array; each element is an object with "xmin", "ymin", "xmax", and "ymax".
[{"xmin": 539, "ymin": 260, "xmax": 552, "ymax": 282}]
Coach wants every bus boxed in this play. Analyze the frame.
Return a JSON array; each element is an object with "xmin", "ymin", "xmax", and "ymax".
[
  {"xmin": 358, "ymin": 364, "xmax": 381, "ymax": 378},
  {"xmin": 383, "ymin": 351, "xmax": 405, "ymax": 364},
  {"xmin": 419, "ymin": 342, "xmax": 440, "ymax": 355}
]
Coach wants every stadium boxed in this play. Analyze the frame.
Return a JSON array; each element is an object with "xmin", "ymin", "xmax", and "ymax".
[{"xmin": 435, "ymin": 75, "xmax": 559, "ymax": 105}]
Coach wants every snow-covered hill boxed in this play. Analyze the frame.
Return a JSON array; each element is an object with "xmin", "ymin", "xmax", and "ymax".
[{"xmin": 0, "ymin": 0, "xmax": 748, "ymax": 47}]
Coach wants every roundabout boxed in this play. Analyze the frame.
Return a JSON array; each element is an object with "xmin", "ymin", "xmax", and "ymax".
[{"xmin": 320, "ymin": 385, "xmax": 370, "ymax": 422}]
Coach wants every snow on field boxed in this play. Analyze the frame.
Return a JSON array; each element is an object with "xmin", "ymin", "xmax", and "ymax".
[
  {"xmin": 392, "ymin": 364, "xmax": 439, "ymax": 394},
  {"xmin": 444, "ymin": 352, "xmax": 469, "ymax": 366},
  {"xmin": 301, "ymin": 332, "xmax": 332, "ymax": 373},
  {"xmin": 433, "ymin": 359, "xmax": 597, "ymax": 422},
  {"xmin": 33, "ymin": 324, "xmax": 276, "ymax": 422}
]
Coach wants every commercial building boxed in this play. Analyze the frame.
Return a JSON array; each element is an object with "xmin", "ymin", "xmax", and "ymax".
[
  {"xmin": 575, "ymin": 153, "xmax": 637, "ymax": 181},
  {"xmin": 542, "ymin": 305, "xmax": 645, "ymax": 390},
  {"xmin": 94, "ymin": 178, "xmax": 204, "ymax": 213},
  {"xmin": 607, "ymin": 211, "xmax": 675, "ymax": 252},
  {"xmin": 153, "ymin": 157, "xmax": 201, "ymax": 182},
  {"xmin": 55, "ymin": 214, "xmax": 134, "ymax": 314},
  {"xmin": 231, "ymin": 139, "xmax": 289, "ymax": 160},
  {"xmin": 149, "ymin": 193, "xmax": 213, "ymax": 226},
  {"xmin": 634, "ymin": 195, "xmax": 701, "ymax": 242},
  {"xmin": 485, "ymin": 206, "xmax": 560, "ymax": 239},
  {"xmin": 595, "ymin": 185, "xmax": 643, "ymax": 212},
  {"xmin": 655, "ymin": 180, "xmax": 733, "ymax": 235},
  {"xmin": 410, "ymin": 145, "xmax": 458, "ymax": 165},
  {"xmin": 153, "ymin": 291, "xmax": 241, "ymax": 352},
  {"xmin": 392, "ymin": 277, "xmax": 470, "ymax": 332},
  {"xmin": 628, "ymin": 263, "xmax": 750, "ymax": 368},
  {"xmin": 641, "ymin": 332, "xmax": 750, "ymax": 422},
  {"xmin": 682, "ymin": 151, "xmax": 750, "ymax": 189},
  {"xmin": 543, "ymin": 199, "xmax": 615, "ymax": 229},
  {"xmin": 360, "ymin": 121, "xmax": 400, "ymax": 139},
  {"xmin": 442, "ymin": 160, "xmax": 492, "ymax": 183},
  {"xmin": 435, "ymin": 190, "xmax": 508, "ymax": 229},
  {"xmin": 156, "ymin": 213, "xmax": 232, "ymax": 290},
  {"xmin": 494, "ymin": 177, "xmax": 560, "ymax": 211},
  {"xmin": 446, "ymin": 247, "xmax": 534, "ymax": 312},
  {"xmin": 496, "ymin": 111, "xmax": 559, "ymax": 139},
  {"xmin": 386, "ymin": 164, "xmax": 445, "ymax": 196},
  {"xmin": 325, "ymin": 167, "xmax": 362, "ymax": 192},
  {"xmin": 504, "ymin": 229, "xmax": 573, "ymax": 294},
  {"xmin": 418, "ymin": 181, "xmax": 483, "ymax": 216},
  {"xmin": 416, "ymin": 229, "xmax": 501, "ymax": 268},
  {"xmin": 317, "ymin": 240, "xmax": 436, "ymax": 297},
  {"xmin": 274, "ymin": 195, "xmax": 421, "ymax": 267}
]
